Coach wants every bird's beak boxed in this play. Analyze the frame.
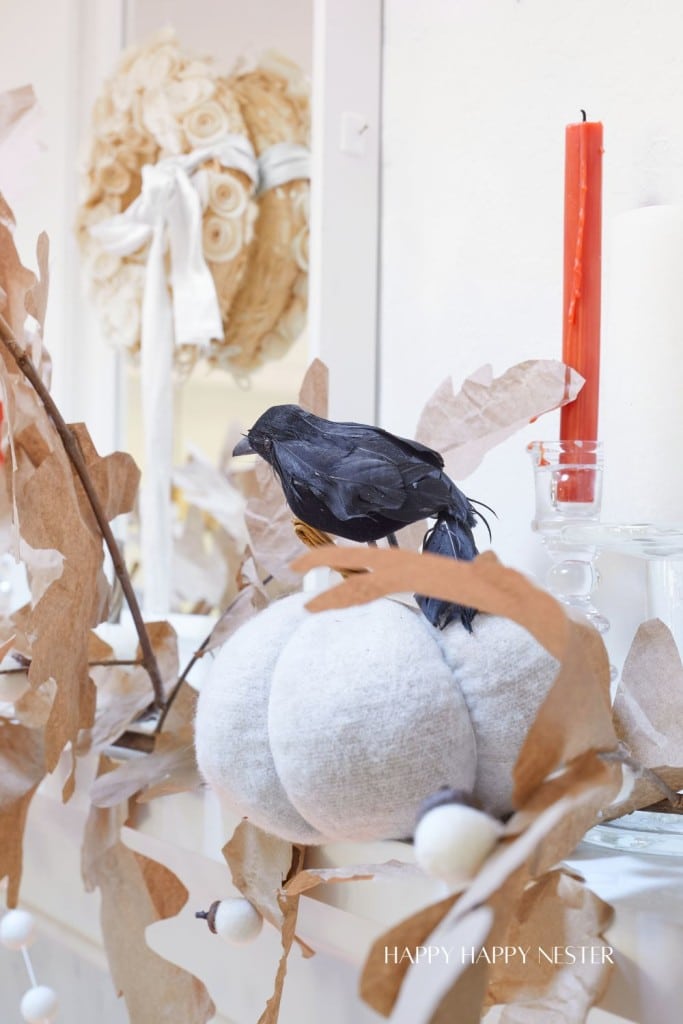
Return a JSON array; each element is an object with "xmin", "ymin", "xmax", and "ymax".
[{"xmin": 232, "ymin": 435, "xmax": 254, "ymax": 457}]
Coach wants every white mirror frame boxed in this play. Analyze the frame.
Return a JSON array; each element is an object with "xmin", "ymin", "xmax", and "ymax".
[
  {"xmin": 71, "ymin": 0, "xmax": 383, "ymax": 449},
  {"xmin": 309, "ymin": 0, "xmax": 382, "ymax": 422}
]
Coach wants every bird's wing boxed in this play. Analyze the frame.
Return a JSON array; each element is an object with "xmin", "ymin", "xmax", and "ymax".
[
  {"xmin": 274, "ymin": 440, "xmax": 409, "ymax": 519},
  {"xmin": 341, "ymin": 423, "xmax": 445, "ymax": 470}
]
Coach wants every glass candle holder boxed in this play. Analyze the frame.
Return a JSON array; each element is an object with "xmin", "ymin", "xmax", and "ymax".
[{"xmin": 527, "ymin": 440, "xmax": 609, "ymax": 634}]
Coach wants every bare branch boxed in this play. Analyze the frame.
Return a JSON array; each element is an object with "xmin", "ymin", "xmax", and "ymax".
[{"xmin": 0, "ymin": 313, "xmax": 165, "ymax": 709}]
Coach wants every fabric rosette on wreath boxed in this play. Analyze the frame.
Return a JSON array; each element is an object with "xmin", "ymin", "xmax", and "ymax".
[{"xmin": 75, "ymin": 30, "xmax": 310, "ymax": 615}]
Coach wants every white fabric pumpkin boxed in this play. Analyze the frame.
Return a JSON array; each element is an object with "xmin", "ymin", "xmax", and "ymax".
[{"xmin": 195, "ymin": 594, "xmax": 558, "ymax": 843}]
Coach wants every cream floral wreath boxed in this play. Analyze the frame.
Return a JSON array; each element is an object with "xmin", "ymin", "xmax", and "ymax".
[{"xmin": 76, "ymin": 29, "xmax": 310, "ymax": 378}]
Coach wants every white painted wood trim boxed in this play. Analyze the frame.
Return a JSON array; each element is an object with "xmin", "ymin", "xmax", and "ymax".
[
  {"xmin": 67, "ymin": 0, "xmax": 127, "ymax": 454},
  {"xmin": 308, "ymin": 0, "xmax": 383, "ymax": 422}
]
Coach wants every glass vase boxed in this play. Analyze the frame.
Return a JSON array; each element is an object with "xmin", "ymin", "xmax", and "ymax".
[{"xmin": 527, "ymin": 440, "xmax": 609, "ymax": 635}]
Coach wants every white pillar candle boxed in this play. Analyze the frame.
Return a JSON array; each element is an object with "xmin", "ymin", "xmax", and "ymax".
[{"xmin": 601, "ymin": 205, "xmax": 683, "ymax": 522}]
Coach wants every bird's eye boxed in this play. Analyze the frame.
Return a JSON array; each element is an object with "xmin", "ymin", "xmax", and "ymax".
[{"xmin": 263, "ymin": 438, "xmax": 272, "ymax": 451}]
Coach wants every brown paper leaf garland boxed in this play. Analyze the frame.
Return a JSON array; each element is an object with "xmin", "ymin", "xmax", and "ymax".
[
  {"xmin": 223, "ymin": 819, "xmax": 295, "ymax": 932},
  {"xmin": 0, "ymin": 721, "xmax": 45, "ymax": 906},
  {"xmin": 485, "ymin": 869, "xmax": 614, "ymax": 1022},
  {"xmin": 613, "ymin": 618, "xmax": 683, "ymax": 765},
  {"xmin": 90, "ymin": 726, "xmax": 199, "ymax": 807},
  {"xmin": 298, "ymin": 357, "xmax": 329, "ymax": 418},
  {"xmin": 9, "ymin": 426, "xmax": 140, "ymax": 770},
  {"xmin": 294, "ymin": 548, "xmax": 569, "ymax": 658},
  {"xmin": 360, "ymin": 892, "xmax": 460, "ymax": 1015},
  {"xmin": 415, "ymin": 359, "xmax": 585, "ymax": 481},
  {"xmin": 83, "ymin": 802, "xmax": 215, "ymax": 1023},
  {"xmin": 256, "ymin": 889, "xmax": 300, "ymax": 1024}
]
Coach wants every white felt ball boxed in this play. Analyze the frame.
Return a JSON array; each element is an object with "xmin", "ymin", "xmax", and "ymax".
[
  {"xmin": 414, "ymin": 803, "xmax": 502, "ymax": 887},
  {"xmin": 20, "ymin": 985, "xmax": 59, "ymax": 1023},
  {"xmin": 0, "ymin": 909, "xmax": 36, "ymax": 949},
  {"xmin": 213, "ymin": 898, "xmax": 263, "ymax": 944}
]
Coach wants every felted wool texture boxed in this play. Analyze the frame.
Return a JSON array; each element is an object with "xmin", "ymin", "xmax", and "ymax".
[
  {"xmin": 194, "ymin": 591, "xmax": 323, "ymax": 844},
  {"xmin": 267, "ymin": 599, "xmax": 477, "ymax": 842},
  {"xmin": 433, "ymin": 613, "xmax": 559, "ymax": 816}
]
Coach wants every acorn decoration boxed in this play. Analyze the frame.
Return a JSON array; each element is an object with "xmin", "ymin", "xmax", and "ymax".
[
  {"xmin": 195, "ymin": 897, "xmax": 264, "ymax": 944},
  {"xmin": 413, "ymin": 787, "xmax": 503, "ymax": 887}
]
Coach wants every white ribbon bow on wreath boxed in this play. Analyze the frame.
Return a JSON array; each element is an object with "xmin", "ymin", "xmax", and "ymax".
[
  {"xmin": 90, "ymin": 136, "xmax": 310, "ymax": 617},
  {"xmin": 91, "ymin": 135, "xmax": 259, "ymax": 617}
]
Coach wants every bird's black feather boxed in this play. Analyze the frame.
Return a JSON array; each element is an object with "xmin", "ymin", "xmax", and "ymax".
[{"xmin": 235, "ymin": 404, "xmax": 491, "ymax": 630}]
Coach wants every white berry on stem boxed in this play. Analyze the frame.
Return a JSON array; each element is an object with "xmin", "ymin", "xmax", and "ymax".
[
  {"xmin": 414, "ymin": 789, "xmax": 502, "ymax": 887},
  {"xmin": 196, "ymin": 897, "xmax": 263, "ymax": 944},
  {"xmin": 0, "ymin": 909, "xmax": 36, "ymax": 950},
  {"xmin": 20, "ymin": 984, "xmax": 59, "ymax": 1023}
]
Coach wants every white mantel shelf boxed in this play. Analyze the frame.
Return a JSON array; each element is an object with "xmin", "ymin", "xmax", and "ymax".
[{"xmin": 16, "ymin": 761, "xmax": 682, "ymax": 1024}]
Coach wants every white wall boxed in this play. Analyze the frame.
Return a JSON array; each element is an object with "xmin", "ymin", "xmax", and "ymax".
[
  {"xmin": 381, "ymin": 0, "xmax": 683, "ymax": 656},
  {"xmin": 0, "ymin": 0, "xmax": 82, "ymax": 418}
]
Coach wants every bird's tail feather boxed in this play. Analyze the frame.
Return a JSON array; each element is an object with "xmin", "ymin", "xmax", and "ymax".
[{"xmin": 415, "ymin": 513, "xmax": 478, "ymax": 631}]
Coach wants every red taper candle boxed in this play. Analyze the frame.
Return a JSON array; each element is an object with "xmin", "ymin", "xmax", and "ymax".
[{"xmin": 560, "ymin": 113, "xmax": 603, "ymax": 443}]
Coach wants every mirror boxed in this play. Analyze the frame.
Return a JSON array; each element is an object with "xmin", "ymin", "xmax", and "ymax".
[{"xmin": 121, "ymin": 0, "xmax": 313, "ymax": 468}]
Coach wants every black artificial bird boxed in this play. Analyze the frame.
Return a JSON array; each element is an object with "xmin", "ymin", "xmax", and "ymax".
[{"xmin": 233, "ymin": 404, "xmax": 492, "ymax": 631}]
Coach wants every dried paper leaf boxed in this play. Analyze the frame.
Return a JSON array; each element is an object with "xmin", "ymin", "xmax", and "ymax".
[
  {"xmin": 1, "ymin": 203, "xmax": 144, "ymax": 770},
  {"xmin": 505, "ymin": 754, "xmax": 622, "ymax": 880},
  {"xmin": 223, "ymin": 820, "xmax": 294, "ymax": 931},
  {"xmin": 284, "ymin": 859, "xmax": 416, "ymax": 897},
  {"xmin": 360, "ymin": 892, "xmax": 459, "ymax": 1016},
  {"xmin": 140, "ymin": 621, "xmax": 179, "ymax": 691},
  {"xmin": 0, "ymin": 721, "xmax": 45, "ymax": 906},
  {"xmin": 173, "ymin": 447, "xmax": 248, "ymax": 545},
  {"xmin": 25, "ymin": 232, "xmax": 51, "ymax": 386},
  {"xmin": 173, "ymin": 505, "xmax": 238, "ymax": 611},
  {"xmin": 0, "ymin": 86, "xmax": 36, "ymax": 144},
  {"xmin": 602, "ymin": 765, "xmax": 683, "ymax": 821},
  {"xmin": 25, "ymin": 231, "xmax": 49, "ymax": 331},
  {"xmin": 70, "ymin": 422, "xmax": 140, "ymax": 523},
  {"xmin": 0, "ymin": 217, "xmax": 35, "ymax": 336},
  {"xmin": 77, "ymin": 663, "xmax": 155, "ymax": 756},
  {"xmin": 5, "ymin": 405, "xmax": 139, "ymax": 769},
  {"xmin": 298, "ymin": 358, "xmax": 329, "ymax": 417},
  {"xmin": 427, "ymin": 943, "xmax": 491, "ymax": 1024},
  {"xmin": 13, "ymin": 677, "xmax": 56, "ymax": 727},
  {"xmin": 513, "ymin": 620, "xmax": 615, "ymax": 807},
  {"xmin": 78, "ymin": 622, "xmax": 178, "ymax": 755},
  {"xmin": 90, "ymin": 726, "xmax": 198, "ymax": 807},
  {"xmin": 82, "ymin": 801, "xmax": 214, "ymax": 1024},
  {"xmin": 612, "ymin": 618, "xmax": 683, "ymax": 766},
  {"xmin": 294, "ymin": 548, "xmax": 569, "ymax": 658},
  {"xmin": 257, "ymin": 890, "xmax": 300, "ymax": 1024},
  {"xmin": 203, "ymin": 581, "xmax": 269, "ymax": 655},
  {"xmin": 245, "ymin": 460, "xmax": 307, "ymax": 588},
  {"xmin": 158, "ymin": 679, "xmax": 198, "ymax": 735},
  {"xmin": 415, "ymin": 360, "xmax": 584, "ymax": 480},
  {"xmin": 486, "ymin": 870, "xmax": 614, "ymax": 1022},
  {"xmin": 427, "ymin": 872, "xmax": 530, "ymax": 1024}
]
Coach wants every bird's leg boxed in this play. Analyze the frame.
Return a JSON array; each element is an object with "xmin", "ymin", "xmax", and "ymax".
[{"xmin": 387, "ymin": 532, "xmax": 399, "ymax": 548}]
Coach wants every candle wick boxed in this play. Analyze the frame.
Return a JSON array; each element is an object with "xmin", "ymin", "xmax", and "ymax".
[{"xmin": 580, "ymin": 109, "xmax": 587, "ymax": 122}]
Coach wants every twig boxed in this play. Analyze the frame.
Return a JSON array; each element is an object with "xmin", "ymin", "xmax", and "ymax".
[
  {"xmin": 601, "ymin": 743, "xmax": 683, "ymax": 810},
  {"xmin": 155, "ymin": 630, "xmax": 212, "ymax": 734},
  {"xmin": 0, "ymin": 658, "xmax": 143, "ymax": 675},
  {"xmin": 88, "ymin": 658, "xmax": 143, "ymax": 667},
  {"xmin": 0, "ymin": 313, "xmax": 165, "ymax": 709}
]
